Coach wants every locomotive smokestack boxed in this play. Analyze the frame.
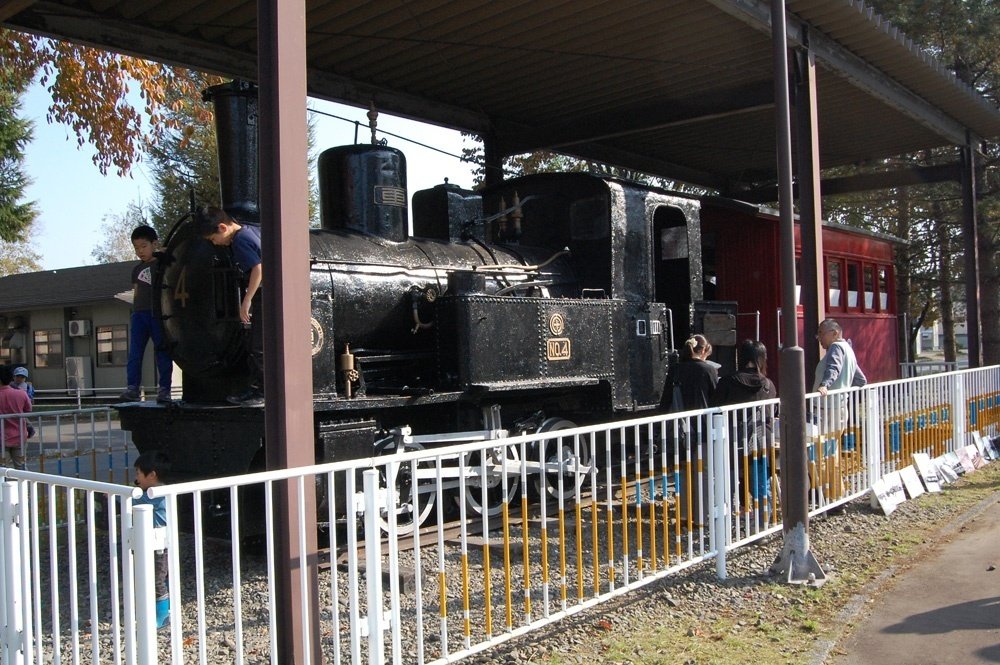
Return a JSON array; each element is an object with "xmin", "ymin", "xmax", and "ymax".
[{"xmin": 203, "ymin": 80, "xmax": 259, "ymax": 225}]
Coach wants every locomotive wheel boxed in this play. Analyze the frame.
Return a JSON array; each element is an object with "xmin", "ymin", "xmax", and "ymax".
[
  {"xmin": 531, "ymin": 418, "xmax": 591, "ymax": 502},
  {"xmin": 374, "ymin": 437, "xmax": 436, "ymax": 535},
  {"xmin": 462, "ymin": 444, "xmax": 521, "ymax": 520}
]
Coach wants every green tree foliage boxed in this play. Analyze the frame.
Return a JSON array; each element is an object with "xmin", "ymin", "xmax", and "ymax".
[
  {"xmin": 145, "ymin": 73, "xmax": 222, "ymax": 238},
  {"xmin": 857, "ymin": 0, "xmax": 1000, "ymax": 363},
  {"xmin": 0, "ymin": 68, "xmax": 36, "ymax": 243},
  {"xmin": 0, "ymin": 235, "xmax": 42, "ymax": 276},
  {"xmin": 90, "ymin": 202, "xmax": 149, "ymax": 264}
]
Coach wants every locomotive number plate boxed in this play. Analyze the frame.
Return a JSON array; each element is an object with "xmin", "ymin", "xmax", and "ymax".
[
  {"xmin": 546, "ymin": 337, "xmax": 571, "ymax": 361},
  {"xmin": 374, "ymin": 186, "xmax": 406, "ymax": 207}
]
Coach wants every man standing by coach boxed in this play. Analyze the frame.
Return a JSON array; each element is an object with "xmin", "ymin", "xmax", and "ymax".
[{"xmin": 814, "ymin": 318, "xmax": 867, "ymax": 395}]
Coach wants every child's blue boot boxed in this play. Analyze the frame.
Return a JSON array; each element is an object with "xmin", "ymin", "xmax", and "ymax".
[{"xmin": 155, "ymin": 595, "xmax": 170, "ymax": 630}]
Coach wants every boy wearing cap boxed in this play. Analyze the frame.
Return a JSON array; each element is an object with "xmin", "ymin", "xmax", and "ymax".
[{"xmin": 11, "ymin": 367, "xmax": 34, "ymax": 401}]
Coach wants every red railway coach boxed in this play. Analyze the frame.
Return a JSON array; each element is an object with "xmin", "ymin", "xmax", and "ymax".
[{"xmin": 698, "ymin": 198, "xmax": 899, "ymax": 386}]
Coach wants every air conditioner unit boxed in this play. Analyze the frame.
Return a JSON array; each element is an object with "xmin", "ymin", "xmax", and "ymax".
[
  {"xmin": 66, "ymin": 356, "xmax": 95, "ymax": 396},
  {"xmin": 68, "ymin": 319, "xmax": 91, "ymax": 337}
]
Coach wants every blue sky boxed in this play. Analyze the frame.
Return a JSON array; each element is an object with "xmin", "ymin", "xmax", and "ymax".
[{"xmin": 21, "ymin": 81, "xmax": 477, "ymax": 270}]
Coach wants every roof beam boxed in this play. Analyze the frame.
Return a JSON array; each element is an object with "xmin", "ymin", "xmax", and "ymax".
[
  {"xmin": 4, "ymin": 2, "xmax": 491, "ymax": 134},
  {"xmin": 498, "ymin": 82, "xmax": 775, "ymax": 156},
  {"xmin": 729, "ymin": 162, "xmax": 962, "ymax": 203},
  {"xmin": 0, "ymin": 0, "xmax": 34, "ymax": 22},
  {"xmin": 706, "ymin": 0, "xmax": 969, "ymax": 146},
  {"xmin": 553, "ymin": 142, "xmax": 730, "ymax": 191}
]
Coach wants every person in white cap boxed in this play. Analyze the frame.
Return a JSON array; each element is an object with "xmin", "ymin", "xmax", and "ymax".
[
  {"xmin": 10, "ymin": 367, "xmax": 35, "ymax": 439},
  {"xmin": 0, "ymin": 365, "xmax": 31, "ymax": 468}
]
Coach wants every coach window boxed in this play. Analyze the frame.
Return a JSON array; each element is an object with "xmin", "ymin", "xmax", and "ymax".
[
  {"xmin": 827, "ymin": 260, "xmax": 841, "ymax": 309},
  {"xmin": 96, "ymin": 325, "xmax": 128, "ymax": 367},
  {"xmin": 846, "ymin": 262, "xmax": 860, "ymax": 309},
  {"xmin": 795, "ymin": 258, "xmax": 801, "ymax": 305},
  {"xmin": 863, "ymin": 265, "xmax": 876, "ymax": 311},
  {"xmin": 878, "ymin": 266, "xmax": 890, "ymax": 310},
  {"xmin": 34, "ymin": 329, "xmax": 64, "ymax": 368}
]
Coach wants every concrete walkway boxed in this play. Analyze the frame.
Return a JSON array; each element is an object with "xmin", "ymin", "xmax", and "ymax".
[{"xmin": 827, "ymin": 494, "xmax": 1000, "ymax": 665}]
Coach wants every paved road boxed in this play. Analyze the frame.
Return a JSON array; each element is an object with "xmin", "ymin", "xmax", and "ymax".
[{"xmin": 828, "ymin": 495, "xmax": 1000, "ymax": 665}]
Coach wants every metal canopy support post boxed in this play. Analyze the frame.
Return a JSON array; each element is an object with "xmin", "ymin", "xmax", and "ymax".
[
  {"xmin": 794, "ymin": 38, "xmax": 825, "ymax": 373},
  {"xmin": 961, "ymin": 136, "xmax": 982, "ymax": 368},
  {"xmin": 482, "ymin": 132, "xmax": 504, "ymax": 188},
  {"xmin": 258, "ymin": 0, "xmax": 321, "ymax": 661},
  {"xmin": 769, "ymin": 0, "xmax": 825, "ymax": 587}
]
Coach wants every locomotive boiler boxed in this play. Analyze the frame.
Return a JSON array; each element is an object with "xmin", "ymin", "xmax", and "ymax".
[{"xmin": 118, "ymin": 82, "xmax": 711, "ymax": 530}]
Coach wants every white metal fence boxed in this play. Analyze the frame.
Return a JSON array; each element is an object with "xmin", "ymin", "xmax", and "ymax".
[
  {"xmin": 0, "ymin": 407, "xmax": 135, "ymax": 485},
  {"xmin": 0, "ymin": 366, "xmax": 997, "ymax": 664},
  {"xmin": 900, "ymin": 361, "xmax": 959, "ymax": 378}
]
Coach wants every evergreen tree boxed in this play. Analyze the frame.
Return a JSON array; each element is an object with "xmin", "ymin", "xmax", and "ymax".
[
  {"xmin": 0, "ymin": 68, "xmax": 36, "ymax": 242},
  {"xmin": 145, "ymin": 74, "xmax": 222, "ymax": 238}
]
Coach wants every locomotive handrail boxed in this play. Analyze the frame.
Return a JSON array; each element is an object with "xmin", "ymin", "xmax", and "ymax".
[
  {"xmin": 494, "ymin": 280, "xmax": 555, "ymax": 296},
  {"xmin": 478, "ymin": 194, "xmax": 541, "ymax": 223},
  {"xmin": 736, "ymin": 310, "xmax": 761, "ymax": 341},
  {"xmin": 666, "ymin": 307, "xmax": 675, "ymax": 350},
  {"xmin": 471, "ymin": 247, "xmax": 570, "ymax": 273}
]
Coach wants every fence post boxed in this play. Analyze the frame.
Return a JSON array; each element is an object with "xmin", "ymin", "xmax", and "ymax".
[
  {"xmin": 1, "ymin": 480, "xmax": 25, "ymax": 665},
  {"xmin": 363, "ymin": 469, "xmax": 385, "ymax": 665},
  {"xmin": 865, "ymin": 387, "xmax": 883, "ymax": 488},
  {"xmin": 132, "ymin": 504, "xmax": 158, "ymax": 665},
  {"xmin": 951, "ymin": 372, "xmax": 966, "ymax": 453},
  {"xmin": 711, "ymin": 413, "xmax": 728, "ymax": 580}
]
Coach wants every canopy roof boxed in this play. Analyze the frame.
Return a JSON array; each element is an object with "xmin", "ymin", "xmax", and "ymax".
[{"xmin": 6, "ymin": 0, "xmax": 1000, "ymax": 193}]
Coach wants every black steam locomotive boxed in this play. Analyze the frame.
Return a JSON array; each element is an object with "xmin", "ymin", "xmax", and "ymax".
[{"xmin": 119, "ymin": 82, "xmax": 716, "ymax": 528}]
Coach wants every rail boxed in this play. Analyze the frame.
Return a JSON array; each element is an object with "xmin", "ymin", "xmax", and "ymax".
[
  {"xmin": 900, "ymin": 361, "xmax": 959, "ymax": 378},
  {"xmin": 0, "ymin": 366, "xmax": 996, "ymax": 663}
]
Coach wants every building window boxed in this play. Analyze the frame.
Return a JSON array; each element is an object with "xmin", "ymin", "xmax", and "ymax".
[
  {"xmin": 0, "ymin": 330, "xmax": 26, "ymax": 365},
  {"xmin": 34, "ymin": 329, "xmax": 64, "ymax": 368},
  {"xmin": 96, "ymin": 325, "xmax": 128, "ymax": 367}
]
